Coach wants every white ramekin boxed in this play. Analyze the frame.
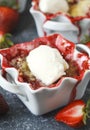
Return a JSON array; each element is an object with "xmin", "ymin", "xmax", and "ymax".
[
  {"xmin": 18, "ymin": 0, "xmax": 27, "ymax": 12},
  {"xmin": 30, "ymin": 4, "xmax": 90, "ymax": 43},
  {"xmin": 0, "ymin": 34, "xmax": 90, "ymax": 115}
]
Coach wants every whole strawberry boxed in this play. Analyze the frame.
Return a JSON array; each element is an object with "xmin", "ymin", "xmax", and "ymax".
[
  {"xmin": 55, "ymin": 99, "xmax": 90, "ymax": 128},
  {"xmin": 0, "ymin": 6, "xmax": 19, "ymax": 48}
]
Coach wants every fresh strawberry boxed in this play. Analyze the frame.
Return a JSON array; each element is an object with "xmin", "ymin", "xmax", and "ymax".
[
  {"xmin": 55, "ymin": 99, "xmax": 90, "ymax": 128},
  {"xmin": 0, "ymin": 6, "xmax": 19, "ymax": 33},
  {"xmin": 0, "ymin": 6, "xmax": 19, "ymax": 48}
]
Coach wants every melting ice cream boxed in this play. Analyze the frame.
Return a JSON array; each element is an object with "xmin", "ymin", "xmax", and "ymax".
[
  {"xmin": 26, "ymin": 45, "xmax": 69, "ymax": 85},
  {"xmin": 39, "ymin": 0, "xmax": 69, "ymax": 14}
]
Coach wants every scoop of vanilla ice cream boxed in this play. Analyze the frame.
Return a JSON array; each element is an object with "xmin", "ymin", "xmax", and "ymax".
[
  {"xmin": 69, "ymin": 0, "xmax": 90, "ymax": 17},
  {"xmin": 39, "ymin": 0, "xmax": 69, "ymax": 14},
  {"xmin": 26, "ymin": 45, "xmax": 69, "ymax": 85}
]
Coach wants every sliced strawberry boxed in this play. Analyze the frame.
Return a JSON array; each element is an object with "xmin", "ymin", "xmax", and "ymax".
[{"xmin": 55, "ymin": 99, "xmax": 90, "ymax": 128}]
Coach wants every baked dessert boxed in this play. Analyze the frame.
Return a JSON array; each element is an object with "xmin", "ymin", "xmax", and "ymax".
[
  {"xmin": 1, "ymin": 34, "xmax": 89, "ymax": 90},
  {"xmin": 0, "ymin": 34, "xmax": 90, "ymax": 115},
  {"xmin": 33, "ymin": 0, "xmax": 90, "ymax": 17}
]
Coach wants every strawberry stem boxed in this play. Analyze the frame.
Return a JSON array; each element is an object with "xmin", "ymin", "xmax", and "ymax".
[
  {"xmin": 0, "ymin": 33, "xmax": 13, "ymax": 49},
  {"xmin": 86, "ymin": 99, "xmax": 90, "ymax": 118},
  {"xmin": 83, "ymin": 99, "xmax": 90, "ymax": 124},
  {"xmin": 0, "ymin": 0, "xmax": 19, "ymax": 10}
]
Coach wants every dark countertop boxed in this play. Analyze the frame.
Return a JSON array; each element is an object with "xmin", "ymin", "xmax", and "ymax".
[{"xmin": 0, "ymin": 1, "xmax": 90, "ymax": 130}]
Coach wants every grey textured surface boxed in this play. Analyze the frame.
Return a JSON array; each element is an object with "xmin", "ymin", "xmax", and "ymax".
[{"xmin": 0, "ymin": 1, "xmax": 90, "ymax": 130}]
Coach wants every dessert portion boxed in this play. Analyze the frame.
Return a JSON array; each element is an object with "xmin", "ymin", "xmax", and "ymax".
[
  {"xmin": 0, "ymin": 34, "xmax": 89, "ymax": 90},
  {"xmin": 34, "ymin": 0, "xmax": 90, "ymax": 17},
  {"xmin": 10, "ymin": 45, "xmax": 69, "ymax": 88},
  {"xmin": 9, "ymin": 47, "xmax": 82, "ymax": 89},
  {"xmin": 39, "ymin": 0, "xmax": 69, "ymax": 14},
  {"xmin": 31, "ymin": 0, "xmax": 90, "ymax": 43},
  {"xmin": 26, "ymin": 45, "xmax": 69, "ymax": 85}
]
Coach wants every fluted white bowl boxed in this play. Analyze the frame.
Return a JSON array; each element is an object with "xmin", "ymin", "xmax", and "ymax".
[
  {"xmin": 30, "ymin": 2, "xmax": 90, "ymax": 43},
  {"xmin": 0, "ymin": 34, "xmax": 90, "ymax": 115}
]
